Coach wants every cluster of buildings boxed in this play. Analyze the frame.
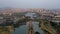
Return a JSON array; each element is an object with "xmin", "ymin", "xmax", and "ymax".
[{"xmin": 0, "ymin": 8, "xmax": 60, "ymax": 26}]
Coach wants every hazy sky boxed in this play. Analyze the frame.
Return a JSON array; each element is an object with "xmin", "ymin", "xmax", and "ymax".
[{"xmin": 0, "ymin": 0, "xmax": 60, "ymax": 9}]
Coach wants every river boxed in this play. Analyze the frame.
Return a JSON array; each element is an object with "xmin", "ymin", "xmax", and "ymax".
[
  {"xmin": 12, "ymin": 12, "xmax": 45, "ymax": 34},
  {"xmin": 12, "ymin": 21, "xmax": 45, "ymax": 34}
]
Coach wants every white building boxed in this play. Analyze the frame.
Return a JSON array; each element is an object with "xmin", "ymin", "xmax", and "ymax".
[{"xmin": 51, "ymin": 15, "xmax": 60, "ymax": 25}]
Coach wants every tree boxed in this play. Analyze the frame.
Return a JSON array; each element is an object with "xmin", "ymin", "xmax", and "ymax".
[{"xmin": 35, "ymin": 32, "xmax": 40, "ymax": 34}]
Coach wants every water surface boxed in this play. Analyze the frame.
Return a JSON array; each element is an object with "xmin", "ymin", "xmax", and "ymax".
[{"xmin": 12, "ymin": 21, "xmax": 45, "ymax": 34}]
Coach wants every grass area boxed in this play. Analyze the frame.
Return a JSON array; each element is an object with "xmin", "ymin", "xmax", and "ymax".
[
  {"xmin": 0, "ymin": 26, "xmax": 13, "ymax": 34},
  {"xmin": 0, "ymin": 26, "xmax": 8, "ymax": 34}
]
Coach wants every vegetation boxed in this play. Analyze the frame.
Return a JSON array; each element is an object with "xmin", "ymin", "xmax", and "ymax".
[
  {"xmin": 39, "ymin": 20, "xmax": 57, "ymax": 34},
  {"xmin": 0, "ymin": 26, "xmax": 9, "ymax": 34},
  {"xmin": 35, "ymin": 32, "xmax": 40, "ymax": 34},
  {"xmin": 50, "ymin": 22, "xmax": 60, "ymax": 34},
  {"xmin": 0, "ymin": 17, "xmax": 59, "ymax": 34}
]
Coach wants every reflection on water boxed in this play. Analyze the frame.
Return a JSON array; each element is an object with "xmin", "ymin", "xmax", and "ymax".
[
  {"xmin": 0, "ymin": 12, "xmax": 45, "ymax": 34},
  {"xmin": 12, "ymin": 25, "xmax": 27, "ymax": 34},
  {"xmin": 33, "ymin": 22, "xmax": 45, "ymax": 34},
  {"xmin": 12, "ymin": 21, "xmax": 45, "ymax": 34}
]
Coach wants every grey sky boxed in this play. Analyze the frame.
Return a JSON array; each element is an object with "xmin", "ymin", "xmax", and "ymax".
[{"xmin": 0, "ymin": 0, "xmax": 60, "ymax": 9}]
